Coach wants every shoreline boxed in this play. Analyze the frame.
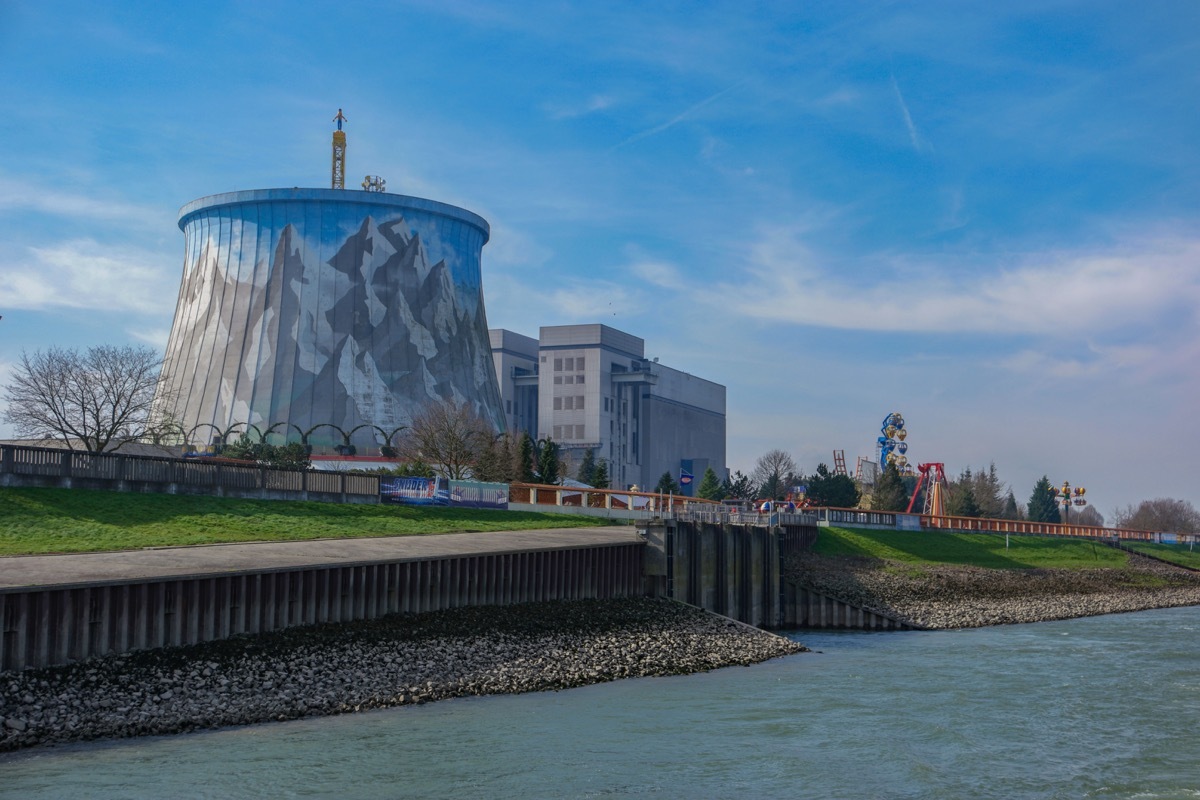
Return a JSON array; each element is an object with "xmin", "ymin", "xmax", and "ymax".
[
  {"xmin": 0, "ymin": 597, "xmax": 805, "ymax": 753},
  {"xmin": 785, "ymin": 552, "xmax": 1200, "ymax": 629}
]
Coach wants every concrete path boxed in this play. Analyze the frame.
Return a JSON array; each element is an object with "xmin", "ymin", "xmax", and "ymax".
[{"xmin": 0, "ymin": 527, "xmax": 642, "ymax": 590}]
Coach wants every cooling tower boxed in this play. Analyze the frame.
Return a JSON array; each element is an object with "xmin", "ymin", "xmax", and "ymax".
[{"xmin": 154, "ymin": 188, "xmax": 504, "ymax": 452}]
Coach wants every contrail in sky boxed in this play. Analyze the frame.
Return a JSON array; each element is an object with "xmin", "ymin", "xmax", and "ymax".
[{"xmin": 614, "ymin": 82, "xmax": 745, "ymax": 149}]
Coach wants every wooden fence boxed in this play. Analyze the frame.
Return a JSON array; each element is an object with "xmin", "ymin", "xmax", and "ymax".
[{"xmin": 0, "ymin": 443, "xmax": 380, "ymax": 504}]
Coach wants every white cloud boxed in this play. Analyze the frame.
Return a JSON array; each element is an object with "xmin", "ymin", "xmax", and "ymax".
[
  {"xmin": 128, "ymin": 327, "xmax": 172, "ymax": 349},
  {"xmin": 545, "ymin": 94, "xmax": 617, "ymax": 120},
  {"xmin": 0, "ymin": 239, "xmax": 176, "ymax": 315},
  {"xmin": 891, "ymin": 76, "xmax": 928, "ymax": 153},
  {"xmin": 711, "ymin": 227, "xmax": 1200, "ymax": 338},
  {"xmin": 0, "ymin": 178, "xmax": 168, "ymax": 229}
]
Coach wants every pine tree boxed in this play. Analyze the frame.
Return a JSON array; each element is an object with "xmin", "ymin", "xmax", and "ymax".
[
  {"xmin": 576, "ymin": 448, "xmax": 597, "ymax": 485},
  {"xmin": 1001, "ymin": 491, "xmax": 1022, "ymax": 520},
  {"xmin": 535, "ymin": 437, "xmax": 561, "ymax": 485},
  {"xmin": 871, "ymin": 462, "xmax": 909, "ymax": 511},
  {"xmin": 697, "ymin": 466, "xmax": 724, "ymax": 500},
  {"xmin": 515, "ymin": 432, "xmax": 536, "ymax": 482},
  {"xmin": 592, "ymin": 458, "xmax": 610, "ymax": 489},
  {"xmin": 655, "ymin": 471, "xmax": 679, "ymax": 494},
  {"xmin": 1027, "ymin": 476, "xmax": 1062, "ymax": 523}
]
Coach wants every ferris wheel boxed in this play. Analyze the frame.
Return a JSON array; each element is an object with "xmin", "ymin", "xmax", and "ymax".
[{"xmin": 877, "ymin": 411, "xmax": 913, "ymax": 475}]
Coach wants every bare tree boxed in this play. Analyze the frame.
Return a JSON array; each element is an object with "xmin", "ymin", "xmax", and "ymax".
[
  {"xmin": 753, "ymin": 449, "xmax": 800, "ymax": 500},
  {"xmin": 3, "ymin": 345, "xmax": 162, "ymax": 453},
  {"xmin": 1073, "ymin": 505, "xmax": 1105, "ymax": 527},
  {"xmin": 396, "ymin": 401, "xmax": 497, "ymax": 479},
  {"xmin": 1112, "ymin": 498, "xmax": 1200, "ymax": 533}
]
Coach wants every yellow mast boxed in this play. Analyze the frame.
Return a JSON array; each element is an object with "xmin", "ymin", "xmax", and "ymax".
[{"xmin": 331, "ymin": 108, "xmax": 347, "ymax": 189}]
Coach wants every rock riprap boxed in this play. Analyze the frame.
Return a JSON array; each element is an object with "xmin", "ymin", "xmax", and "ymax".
[
  {"xmin": 0, "ymin": 598, "xmax": 805, "ymax": 752},
  {"xmin": 786, "ymin": 552, "xmax": 1200, "ymax": 629}
]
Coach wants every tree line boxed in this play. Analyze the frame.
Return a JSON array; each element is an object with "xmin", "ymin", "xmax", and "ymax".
[{"xmin": 3, "ymin": 343, "xmax": 1198, "ymax": 532}]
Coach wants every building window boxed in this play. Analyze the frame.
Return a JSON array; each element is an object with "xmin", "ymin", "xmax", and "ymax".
[
  {"xmin": 576, "ymin": 396, "xmax": 584, "ymax": 409},
  {"xmin": 553, "ymin": 425, "xmax": 562, "ymax": 439},
  {"xmin": 576, "ymin": 374, "xmax": 584, "ymax": 384},
  {"xmin": 577, "ymin": 356, "xmax": 585, "ymax": 371},
  {"xmin": 575, "ymin": 424, "xmax": 585, "ymax": 439},
  {"xmin": 540, "ymin": 356, "xmax": 546, "ymax": 363},
  {"xmin": 506, "ymin": 400, "xmax": 511, "ymax": 413},
  {"xmin": 565, "ymin": 396, "xmax": 574, "ymax": 410},
  {"xmin": 554, "ymin": 358, "xmax": 562, "ymax": 371},
  {"xmin": 554, "ymin": 376, "xmax": 562, "ymax": 385},
  {"xmin": 565, "ymin": 375, "xmax": 574, "ymax": 384},
  {"xmin": 565, "ymin": 357, "xmax": 575, "ymax": 370},
  {"xmin": 554, "ymin": 397, "xmax": 562, "ymax": 410}
]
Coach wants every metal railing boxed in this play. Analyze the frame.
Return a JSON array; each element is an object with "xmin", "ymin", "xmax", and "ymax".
[{"xmin": 0, "ymin": 443, "xmax": 379, "ymax": 499}]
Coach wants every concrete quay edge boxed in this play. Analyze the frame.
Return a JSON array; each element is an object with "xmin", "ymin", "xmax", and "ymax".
[{"xmin": 0, "ymin": 526, "xmax": 642, "ymax": 591}]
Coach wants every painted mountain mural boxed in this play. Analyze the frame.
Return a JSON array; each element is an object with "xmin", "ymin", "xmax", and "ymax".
[{"xmin": 154, "ymin": 193, "xmax": 503, "ymax": 452}]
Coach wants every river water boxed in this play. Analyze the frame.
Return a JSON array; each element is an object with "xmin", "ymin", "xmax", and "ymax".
[{"xmin": 2, "ymin": 606, "xmax": 1198, "ymax": 799}]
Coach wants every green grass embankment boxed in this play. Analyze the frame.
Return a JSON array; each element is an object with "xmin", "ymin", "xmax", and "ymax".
[
  {"xmin": 812, "ymin": 526, "xmax": 1131, "ymax": 570},
  {"xmin": 0, "ymin": 487, "xmax": 611, "ymax": 556},
  {"xmin": 1119, "ymin": 541, "xmax": 1200, "ymax": 571}
]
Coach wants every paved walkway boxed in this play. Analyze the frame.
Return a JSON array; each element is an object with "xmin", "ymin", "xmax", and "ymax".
[{"xmin": 0, "ymin": 527, "xmax": 642, "ymax": 590}]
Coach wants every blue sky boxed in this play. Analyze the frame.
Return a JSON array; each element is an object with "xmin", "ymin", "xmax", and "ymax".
[{"xmin": 1, "ymin": 1, "xmax": 1198, "ymax": 517}]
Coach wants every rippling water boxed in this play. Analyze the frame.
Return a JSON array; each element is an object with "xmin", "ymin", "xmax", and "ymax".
[{"xmin": 3, "ymin": 606, "xmax": 1199, "ymax": 799}]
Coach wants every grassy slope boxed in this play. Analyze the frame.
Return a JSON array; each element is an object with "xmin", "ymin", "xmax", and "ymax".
[
  {"xmin": 0, "ymin": 487, "xmax": 612, "ymax": 556},
  {"xmin": 1121, "ymin": 541, "xmax": 1200, "ymax": 570},
  {"xmin": 812, "ymin": 526, "xmax": 1131, "ymax": 570}
]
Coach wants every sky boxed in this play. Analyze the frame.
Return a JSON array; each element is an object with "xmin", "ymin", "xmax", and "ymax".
[{"xmin": 1, "ymin": 1, "xmax": 1198, "ymax": 518}]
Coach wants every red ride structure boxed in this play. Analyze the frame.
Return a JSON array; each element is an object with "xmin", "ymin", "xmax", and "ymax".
[{"xmin": 906, "ymin": 463, "xmax": 949, "ymax": 515}]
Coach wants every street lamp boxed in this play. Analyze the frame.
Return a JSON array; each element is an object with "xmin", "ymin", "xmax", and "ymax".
[{"xmin": 1049, "ymin": 481, "xmax": 1087, "ymax": 524}]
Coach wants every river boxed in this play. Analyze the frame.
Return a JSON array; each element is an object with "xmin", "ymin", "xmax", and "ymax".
[{"xmin": 2, "ymin": 606, "xmax": 1198, "ymax": 799}]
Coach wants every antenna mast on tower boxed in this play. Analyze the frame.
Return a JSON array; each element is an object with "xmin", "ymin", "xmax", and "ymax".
[{"xmin": 331, "ymin": 108, "xmax": 348, "ymax": 189}]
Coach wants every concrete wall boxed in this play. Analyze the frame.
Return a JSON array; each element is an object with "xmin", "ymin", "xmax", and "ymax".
[
  {"xmin": 642, "ymin": 520, "xmax": 816, "ymax": 629},
  {"xmin": 0, "ymin": 543, "xmax": 644, "ymax": 672}
]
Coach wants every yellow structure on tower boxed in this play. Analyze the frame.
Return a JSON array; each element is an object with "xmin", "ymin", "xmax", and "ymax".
[{"xmin": 331, "ymin": 108, "xmax": 347, "ymax": 189}]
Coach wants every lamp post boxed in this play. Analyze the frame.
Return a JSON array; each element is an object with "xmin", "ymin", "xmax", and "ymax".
[{"xmin": 1049, "ymin": 480, "xmax": 1087, "ymax": 524}]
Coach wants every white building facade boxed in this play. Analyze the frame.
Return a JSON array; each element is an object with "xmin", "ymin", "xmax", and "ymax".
[{"xmin": 490, "ymin": 324, "xmax": 726, "ymax": 493}]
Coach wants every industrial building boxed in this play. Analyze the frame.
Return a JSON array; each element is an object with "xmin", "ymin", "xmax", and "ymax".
[
  {"xmin": 153, "ymin": 189, "xmax": 504, "ymax": 452},
  {"xmin": 490, "ymin": 324, "xmax": 726, "ymax": 493}
]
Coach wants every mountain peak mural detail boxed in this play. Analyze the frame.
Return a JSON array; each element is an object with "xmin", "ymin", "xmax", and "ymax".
[{"xmin": 154, "ymin": 191, "xmax": 503, "ymax": 452}]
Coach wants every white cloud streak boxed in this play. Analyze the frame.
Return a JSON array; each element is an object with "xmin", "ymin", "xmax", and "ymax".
[
  {"xmin": 891, "ymin": 76, "xmax": 925, "ymax": 152},
  {"xmin": 0, "ymin": 239, "xmax": 176, "ymax": 315},
  {"xmin": 712, "ymin": 227, "xmax": 1200, "ymax": 337},
  {"xmin": 615, "ymin": 82, "xmax": 743, "ymax": 149}
]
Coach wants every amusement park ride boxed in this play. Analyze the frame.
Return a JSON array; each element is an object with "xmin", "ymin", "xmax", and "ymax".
[{"xmin": 859, "ymin": 411, "xmax": 951, "ymax": 515}]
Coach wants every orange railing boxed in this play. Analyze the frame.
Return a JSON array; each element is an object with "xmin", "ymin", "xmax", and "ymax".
[{"xmin": 509, "ymin": 482, "xmax": 722, "ymax": 513}]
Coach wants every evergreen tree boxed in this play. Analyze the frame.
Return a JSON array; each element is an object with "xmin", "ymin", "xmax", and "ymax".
[
  {"xmin": 1027, "ymin": 476, "xmax": 1062, "ymax": 523},
  {"xmin": 592, "ymin": 458, "xmax": 610, "ymax": 489},
  {"xmin": 221, "ymin": 435, "xmax": 311, "ymax": 469},
  {"xmin": 516, "ymin": 432, "xmax": 536, "ymax": 482},
  {"xmin": 535, "ymin": 437, "xmax": 561, "ymax": 485},
  {"xmin": 697, "ymin": 466, "xmax": 724, "ymax": 500},
  {"xmin": 1000, "ymin": 491, "xmax": 1023, "ymax": 520},
  {"xmin": 806, "ymin": 463, "xmax": 862, "ymax": 508},
  {"xmin": 947, "ymin": 468, "xmax": 982, "ymax": 517},
  {"xmin": 951, "ymin": 481, "xmax": 982, "ymax": 517},
  {"xmin": 655, "ymin": 471, "xmax": 679, "ymax": 494},
  {"xmin": 972, "ymin": 462, "xmax": 1006, "ymax": 519},
  {"xmin": 576, "ymin": 448, "xmax": 597, "ymax": 485},
  {"xmin": 721, "ymin": 470, "xmax": 755, "ymax": 501},
  {"xmin": 871, "ymin": 462, "xmax": 909, "ymax": 511}
]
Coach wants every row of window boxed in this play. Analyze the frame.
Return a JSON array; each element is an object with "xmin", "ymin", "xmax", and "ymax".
[
  {"xmin": 553, "ymin": 395, "xmax": 585, "ymax": 411},
  {"xmin": 553, "ymin": 357, "xmax": 586, "ymax": 372},
  {"xmin": 553, "ymin": 424, "xmax": 586, "ymax": 440},
  {"xmin": 552, "ymin": 374, "xmax": 584, "ymax": 384}
]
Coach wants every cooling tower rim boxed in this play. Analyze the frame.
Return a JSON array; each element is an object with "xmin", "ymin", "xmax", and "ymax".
[{"xmin": 178, "ymin": 188, "xmax": 490, "ymax": 244}]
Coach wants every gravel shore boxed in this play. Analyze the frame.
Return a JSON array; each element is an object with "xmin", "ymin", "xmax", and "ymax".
[
  {"xmin": 0, "ymin": 597, "xmax": 805, "ymax": 752},
  {"xmin": 786, "ymin": 551, "xmax": 1200, "ymax": 629}
]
